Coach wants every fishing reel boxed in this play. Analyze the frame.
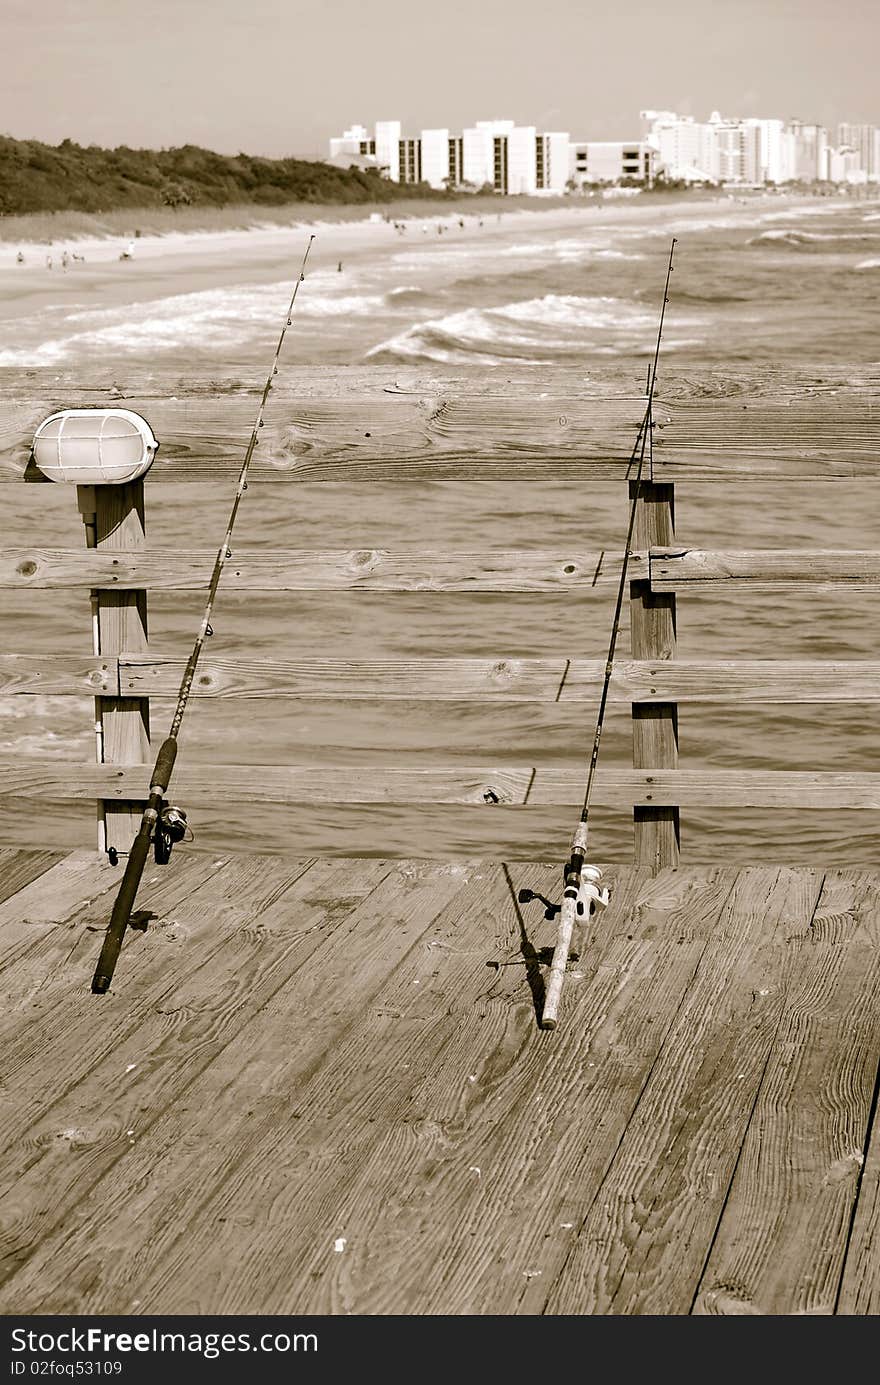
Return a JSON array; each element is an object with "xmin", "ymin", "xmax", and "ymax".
[
  {"xmin": 518, "ymin": 865, "xmax": 610, "ymax": 922},
  {"xmin": 153, "ymin": 800, "xmax": 191, "ymax": 865}
]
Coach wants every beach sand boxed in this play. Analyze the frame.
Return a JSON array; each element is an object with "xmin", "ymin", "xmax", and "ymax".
[{"xmin": 0, "ymin": 190, "xmax": 844, "ymax": 328}]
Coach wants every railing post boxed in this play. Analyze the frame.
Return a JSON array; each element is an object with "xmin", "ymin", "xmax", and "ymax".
[
  {"xmin": 630, "ymin": 478, "xmax": 679, "ymax": 868},
  {"xmin": 78, "ymin": 480, "xmax": 150, "ymax": 856}
]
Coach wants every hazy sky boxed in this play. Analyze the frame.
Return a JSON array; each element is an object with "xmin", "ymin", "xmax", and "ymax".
[{"xmin": 3, "ymin": 0, "xmax": 878, "ymax": 157}]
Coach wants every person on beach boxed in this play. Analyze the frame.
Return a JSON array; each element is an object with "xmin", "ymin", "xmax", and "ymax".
[
  {"xmin": 16, "ymin": 251, "xmax": 24, "ymax": 264},
  {"xmin": 61, "ymin": 251, "xmax": 69, "ymax": 271},
  {"xmin": 45, "ymin": 253, "xmax": 53, "ymax": 270}
]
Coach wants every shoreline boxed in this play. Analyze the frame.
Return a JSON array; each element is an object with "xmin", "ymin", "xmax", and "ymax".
[{"xmin": 1, "ymin": 185, "xmax": 868, "ymax": 259}]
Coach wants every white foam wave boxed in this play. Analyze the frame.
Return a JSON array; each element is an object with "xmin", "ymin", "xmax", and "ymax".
[
  {"xmin": 751, "ymin": 227, "xmax": 880, "ymax": 246},
  {"xmin": 0, "ymin": 281, "xmax": 388, "ymax": 365},
  {"xmin": 367, "ymin": 293, "xmax": 701, "ymax": 365},
  {"xmin": 856, "ymin": 257, "xmax": 880, "ymax": 270}
]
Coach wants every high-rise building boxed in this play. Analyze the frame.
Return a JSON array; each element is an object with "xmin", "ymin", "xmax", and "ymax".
[
  {"xmin": 374, "ymin": 121, "xmax": 402, "ymax": 181},
  {"xmin": 420, "ymin": 129, "xmax": 450, "ymax": 189},
  {"xmin": 788, "ymin": 121, "xmax": 829, "ymax": 181},
  {"xmin": 644, "ymin": 113, "xmax": 717, "ymax": 180},
  {"xmin": 837, "ymin": 123, "xmax": 879, "ymax": 179},
  {"xmin": 536, "ymin": 132, "xmax": 571, "ymax": 192},
  {"xmin": 329, "ymin": 119, "xmax": 569, "ymax": 195}
]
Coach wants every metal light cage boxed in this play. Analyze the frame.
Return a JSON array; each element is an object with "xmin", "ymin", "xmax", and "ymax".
[{"xmin": 32, "ymin": 408, "xmax": 159, "ymax": 484}]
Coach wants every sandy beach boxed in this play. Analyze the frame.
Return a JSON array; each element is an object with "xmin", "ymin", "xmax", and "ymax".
[{"xmin": 0, "ymin": 189, "xmax": 853, "ymax": 329}]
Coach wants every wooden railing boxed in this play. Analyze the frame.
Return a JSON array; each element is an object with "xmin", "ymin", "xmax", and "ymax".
[{"xmin": 2, "ymin": 365, "xmax": 878, "ymax": 867}]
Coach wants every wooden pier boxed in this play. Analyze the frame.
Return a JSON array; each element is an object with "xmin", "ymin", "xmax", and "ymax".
[
  {"xmin": 1, "ymin": 848, "xmax": 880, "ymax": 1314},
  {"xmin": 0, "ymin": 364, "xmax": 879, "ymax": 1314}
]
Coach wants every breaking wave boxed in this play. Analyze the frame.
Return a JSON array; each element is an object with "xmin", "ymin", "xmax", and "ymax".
[
  {"xmin": 0, "ymin": 281, "xmax": 391, "ymax": 366},
  {"xmin": 749, "ymin": 228, "xmax": 880, "ymax": 248},
  {"xmin": 366, "ymin": 293, "xmax": 702, "ymax": 365}
]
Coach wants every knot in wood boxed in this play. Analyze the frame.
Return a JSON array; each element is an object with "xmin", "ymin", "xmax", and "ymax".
[
  {"xmin": 16, "ymin": 559, "xmax": 37, "ymax": 578},
  {"xmin": 352, "ymin": 549, "xmax": 378, "ymax": 570}
]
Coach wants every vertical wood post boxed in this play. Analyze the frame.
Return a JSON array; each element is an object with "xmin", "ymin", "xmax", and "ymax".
[
  {"xmin": 78, "ymin": 480, "xmax": 150, "ymax": 856},
  {"xmin": 630, "ymin": 479, "xmax": 679, "ymax": 869}
]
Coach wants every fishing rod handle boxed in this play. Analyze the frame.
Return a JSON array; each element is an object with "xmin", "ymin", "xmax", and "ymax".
[
  {"xmin": 541, "ymin": 866, "xmax": 608, "ymax": 1030},
  {"xmin": 151, "ymin": 736, "xmax": 178, "ymax": 794},
  {"xmin": 541, "ymin": 892, "xmax": 579, "ymax": 1029},
  {"xmin": 91, "ymin": 826, "xmax": 152, "ymax": 993}
]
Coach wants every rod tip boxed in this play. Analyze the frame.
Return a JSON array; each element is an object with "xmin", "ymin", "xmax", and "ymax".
[
  {"xmin": 91, "ymin": 976, "xmax": 110, "ymax": 995},
  {"xmin": 540, "ymin": 1016, "xmax": 558, "ymax": 1031}
]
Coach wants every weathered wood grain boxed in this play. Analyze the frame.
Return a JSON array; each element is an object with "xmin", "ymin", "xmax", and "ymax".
[
  {"xmin": 0, "ymin": 546, "xmax": 642, "ymax": 591},
  {"xmin": 694, "ymin": 871, "xmax": 880, "ymax": 1315},
  {"xmin": 282, "ymin": 867, "xmax": 736, "ymax": 1313},
  {"xmin": 631, "ymin": 478, "xmax": 679, "ymax": 869},
  {"xmin": 3, "ymin": 368, "xmax": 878, "ymax": 481},
  {"xmin": 114, "ymin": 656, "xmax": 880, "ymax": 702},
  {"xmin": 4, "ymin": 654, "xmax": 878, "ymax": 702},
  {"xmin": 2, "ymin": 760, "xmax": 880, "ymax": 808},
  {"xmin": 0, "ymin": 850, "xmax": 64, "ymax": 907},
  {"xmin": 0, "ymin": 850, "xmax": 219, "ymax": 1014},
  {"xmin": 0, "ymin": 858, "xmax": 474, "ymax": 1311},
  {"xmin": 1, "ymin": 392, "xmax": 648, "ymax": 482},
  {"xmin": 0, "ymin": 854, "xmax": 395, "ymax": 1296},
  {"xmin": 0, "ymin": 849, "xmax": 119, "ymax": 987},
  {"xmin": 651, "ymin": 549, "xmax": 880, "ymax": 590},
  {"xmin": 544, "ymin": 867, "xmax": 825, "ymax": 1314},
  {"xmin": 652, "ymin": 392, "xmax": 880, "ymax": 480},
  {"xmin": 0, "ymin": 853, "xmax": 878, "ymax": 1313},
  {"xmin": 89, "ymin": 481, "xmax": 150, "ymax": 853},
  {"xmin": 48, "ymin": 862, "xmax": 536, "ymax": 1314},
  {"xmin": 8, "ymin": 546, "xmax": 880, "ymax": 593},
  {"xmin": 0, "ymin": 655, "xmax": 114, "ymax": 695}
]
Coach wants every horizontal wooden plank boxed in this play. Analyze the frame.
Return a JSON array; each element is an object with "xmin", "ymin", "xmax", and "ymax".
[
  {"xmin": 651, "ymin": 549, "xmax": 880, "ymax": 590},
  {"xmin": 1, "ymin": 391, "xmax": 648, "ymax": 483},
  {"xmin": 653, "ymin": 392, "xmax": 880, "ymax": 480},
  {"xmin": 0, "ymin": 548, "xmax": 639, "ymax": 591},
  {"xmin": 2, "ymin": 760, "xmax": 880, "ymax": 809},
  {"xmin": 0, "ymin": 655, "xmax": 114, "ymax": 695},
  {"xmin": 3, "ymin": 368, "xmax": 878, "ymax": 482},
  {"xmin": 115, "ymin": 657, "xmax": 880, "ymax": 704},
  {"xmin": 4, "ymin": 654, "xmax": 878, "ymax": 703},
  {"xmin": 9, "ymin": 546, "xmax": 880, "ymax": 593}
]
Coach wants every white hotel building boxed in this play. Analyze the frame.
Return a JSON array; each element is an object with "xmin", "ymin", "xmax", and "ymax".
[
  {"xmin": 329, "ymin": 119, "xmax": 571, "ymax": 194},
  {"xmin": 331, "ymin": 114, "xmax": 880, "ymax": 193}
]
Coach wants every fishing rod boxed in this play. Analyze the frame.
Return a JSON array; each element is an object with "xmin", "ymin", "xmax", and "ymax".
[
  {"xmin": 528, "ymin": 238, "xmax": 677, "ymax": 1030},
  {"xmin": 91, "ymin": 235, "xmax": 315, "ymax": 995}
]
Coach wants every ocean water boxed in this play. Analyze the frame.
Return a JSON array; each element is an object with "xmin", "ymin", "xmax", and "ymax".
[{"xmin": 2, "ymin": 192, "xmax": 879, "ymax": 862}]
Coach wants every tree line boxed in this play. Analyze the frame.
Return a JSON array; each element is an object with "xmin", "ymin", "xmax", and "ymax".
[{"xmin": 0, "ymin": 135, "xmax": 452, "ymax": 215}]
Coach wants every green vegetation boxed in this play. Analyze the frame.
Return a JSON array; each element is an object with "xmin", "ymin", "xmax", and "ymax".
[{"xmin": 0, "ymin": 134, "xmax": 455, "ymax": 216}]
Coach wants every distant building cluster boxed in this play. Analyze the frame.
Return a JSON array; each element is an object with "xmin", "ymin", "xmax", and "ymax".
[
  {"xmin": 329, "ymin": 112, "xmax": 880, "ymax": 192},
  {"xmin": 641, "ymin": 111, "xmax": 880, "ymax": 185},
  {"xmin": 328, "ymin": 120, "xmax": 650, "ymax": 194}
]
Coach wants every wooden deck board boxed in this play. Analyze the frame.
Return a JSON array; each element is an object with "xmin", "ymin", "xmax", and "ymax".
[
  {"xmin": 0, "ymin": 853, "xmax": 388, "ymax": 1296},
  {"xmin": 0, "ymin": 849, "xmax": 63, "ymax": 906},
  {"xmin": 287, "ymin": 865, "xmax": 735, "ymax": 1314},
  {"xmin": 0, "ymin": 858, "xmax": 472, "ymax": 1312},
  {"xmin": 0, "ymin": 853, "xmax": 878, "ymax": 1315},
  {"xmin": 542, "ymin": 867, "xmax": 826, "ymax": 1314},
  {"xmin": 693, "ymin": 871, "xmax": 880, "ymax": 1315}
]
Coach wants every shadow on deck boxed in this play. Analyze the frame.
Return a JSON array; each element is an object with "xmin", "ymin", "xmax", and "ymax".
[{"xmin": 1, "ymin": 846, "xmax": 879, "ymax": 1315}]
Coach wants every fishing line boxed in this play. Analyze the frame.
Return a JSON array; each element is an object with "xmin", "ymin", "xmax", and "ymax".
[{"xmin": 91, "ymin": 235, "xmax": 315, "ymax": 994}]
